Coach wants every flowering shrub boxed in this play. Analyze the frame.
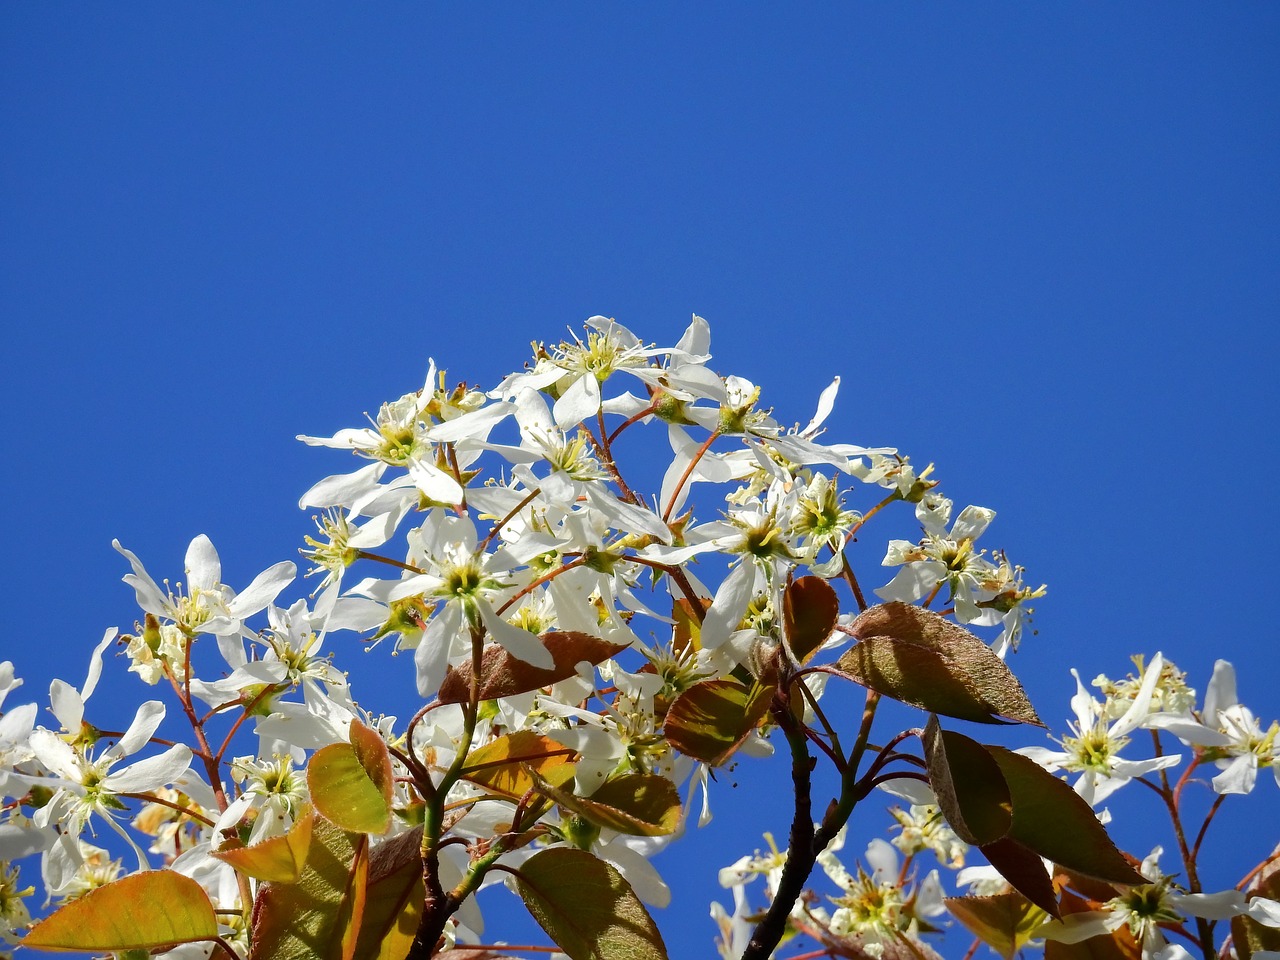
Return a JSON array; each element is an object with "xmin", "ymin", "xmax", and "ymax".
[{"xmin": 0, "ymin": 316, "xmax": 1275, "ymax": 960}]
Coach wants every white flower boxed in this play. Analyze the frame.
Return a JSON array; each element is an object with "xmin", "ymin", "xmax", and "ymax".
[{"xmin": 1020, "ymin": 654, "xmax": 1180, "ymax": 805}]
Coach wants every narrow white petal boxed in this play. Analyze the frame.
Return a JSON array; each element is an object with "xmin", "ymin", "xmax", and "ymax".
[
  {"xmin": 113, "ymin": 700, "xmax": 167, "ymax": 759},
  {"xmin": 800, "ymin": 377, "xmax": 840, "ymax": 437},
  {"xmin": 80, "ymin": 627, "xmax": 119, "ymax": 704},
  {"xmin": 104, "ymin": 744, "xmax": 193, "ymax": 794},
  {"xmin": 227, "ymin": 561, "xmax": 297, "ymax": 618},
  {"xmin": 479, "ymin": 602, "xmax": 554, "ymax": 669},
  {"xmin": 700, "ymin": 562, "xmax": 755, "ymax": 651},
  {"xmin": 1204, "ymin": 660, "xmax": 1238, "ymax": 721},
  {"xmin": 297, "ymin": 462, "xmax": 387, "ymax": 509},
  {"xmin": 48, "ymin": 679, "xmax": 84, "ymax": 734}
]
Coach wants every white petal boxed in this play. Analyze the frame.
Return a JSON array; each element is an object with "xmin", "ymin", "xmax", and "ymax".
[
  {"xmin": 298, "ymin": 462, "xmax": 387, "ymax": 509},
  {"xmin": 104, "ymin": 744, "xmax": 193, "ymax": 793},
  {"xmin": 416, "ymin": 603, "xmax": 461, "ymax": 697},
  {"xmin": 407, "ymin": 459, "xmax": 465, "ymax": 505},
  {"xmin": 28, "ymin": 729, "xmax": 83, "ymax": 782},
  {"xmin": 48, "ymin": 679, "xmax": 85, "ymax": 734},
  {"xmin": 426, "ymin": 400, "xmax": 512, "ymax": 443},
  {"xmin": 1111, "ymin": 652, "xmax": 1165, "ymax": 737},
  {"xmin": 1203, "ymin": 660, "xmax": 1238, "ymax": 722},
  {"xmin": 553, "ymin": 373, "xmax": 601, "ymax": 431},
  {"xmin": 227, "ymin": 561, "xmax": 297, "ymax": 619},
  {"xmin": 184, "ymin": 535, "xmax": 222, "ymax": 592},
  {"xmin": 113, "ymin": 700, "xmax": 167, "ymax": 759},
  {"xmin": 699, "ymin": 562, "xmax": 755, "ymax": 651},
  {"xmin": 874, "ymin": 561, "xmax": 945, "ymax": 603},
  {"xmin": 1211, "ymin": 754, "xmax": 1257, "ymax": 795},
  {"xmin": 865, "ymin": 838, "xmax": 898, "ymax": 884},
  {"xmin": 1173, "ymin": 889, "xmax": 1246, "ymax": 920},
  {"xmin": 80, "ymin": 627, "xmax": 119, "ymax": 705},
  {"xmin": 479, "ymin": 602, "xmax": 554, "ymax": 669},
  {"xmin": 800, "ymin": 377, "xmax": 840, "ymax": 437},
  {"xmin": 599, "ymin": 837, "xmax": 671, "ymax": 908},
  {"xmin": 951, "ymin": 506, "xmax": 996, "ymax": 542},
  {"xmin": 1247, "ymin": 897, "xmax": 1280, "ymax": 928}
]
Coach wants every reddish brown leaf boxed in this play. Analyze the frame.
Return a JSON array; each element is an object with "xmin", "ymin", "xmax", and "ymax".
[{"xmin": 438, "ymin": 632, "xmax": 629, "ymax": 704}]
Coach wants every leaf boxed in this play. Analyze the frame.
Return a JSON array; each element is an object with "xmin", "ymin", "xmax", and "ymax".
[
  {"xmin": 531, "ymin": 772, "xmax": 682, "ymax": 836},
  {"xmin": 979, "ymin": 836, "xmax": 1061, "ymax": 918},
  {"xmin": 352, "ymin": 826, "xmax": 426, "ymax": 960},
  {"xmin": 945, "ymin": 894, "xmax": 1050, "ymax": 960},
  {"xmin": 1233, "ymin": 843, "xmax": 1280, "ymax": 960},
  {"xmin": 22, "ymin": 871, "xmax": 218, "ymax": 952},
  {"xmin": 461, "ymin": 730, "xmax": 577, "ymax": 800},
  {"xmin": 922, "ymin": 716, "xmax": 1012, "ymax": 845},
  {"xmin": 663, "ymin": 677, "xmax": 773, "ymax": 766},
  {"xmin": 782, "ymin": 576, "xmax": 839, "ymax": 664},
  {"xmin": 309, "ymin": 737, "xmax": 393, "ymax": 835},
  {"xmin": 672, "ymin": 597, "xmax": 711, "ymax": 654},
  {"xmin": 213, "ymin": 806, "xmax": 315, "ymax": 883},
  {"xmin": 838, "ymin": 602, "xmax": 1042, "ymax": 725},
  {"xmin": 251, "ymin": 814, "xmax": 370, "ymax": 960},
  {"xmin": 985, "ymin": 747, "xmax": 1144, "ymax": 885},
  {"xmin": 439, "ymin": 632, "xmax": 630, "ymax": 704},
  {"xmin": 513, "ymin": 848, "xmax": 668, "ymax": 960},
  {"xmin": 349, "ymin": 719, "xmax": 395, "ymax": 807}
]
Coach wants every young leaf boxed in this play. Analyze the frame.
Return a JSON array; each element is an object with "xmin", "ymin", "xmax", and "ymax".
[
  {"xmin": 782, "ymin": 575, "xmax": 839, "ymax": 664},
  {"xmin": 22, "ymin": 871, "xmax": 218, "ymax": 953},
  {"xmin": 513, "ymin": 847, "xmax": 668, "ymax": 960},
  {"xmin": 840, "ymin": 602, "xmax": 1041, "ymax": 725},
  {"xmin": 212, "ymin": 805, "xmax": 315, "ymax": 883},
  {"xmin": 461, "ymin": 729, "xmax": 577, "ymax": 800},
  {"xmin": 251, "ymin": 815, "xmax": 370, "ymax": 960},
  {"xmin": 672, "ymin": 597, "xmax": 710, "ymax": 654},
  {"xmin": 438, "ymin": 631, "xmax": 629, "ymax": 704},
  {"xmin": 349, "ymin": 719, "xmax": 395, "ymax": 807},
  {"xmin": 352, "ymin": 827, "xmax": 425, "ymax": 960},
  {"xmin": 663, "ymin": 677, "xmax": 773, "ymax": 766},
  {"xmin": 531, "ymin": 771, "xmax": 682, "ymax": 836},
  {"xmin": 985, "ymin": 746, "xmax": 1145, "ymax": 885},
  {"xmin": 944, "ymin": 893, "xmax": 1050, "ymax": 960},
  {"xmin": 922, "ymin": 716, "xmax": 1012, "ymax": 845},
  {"xmin": 309, "ymin": 740, "xmax": 393, "ymax": 835}
]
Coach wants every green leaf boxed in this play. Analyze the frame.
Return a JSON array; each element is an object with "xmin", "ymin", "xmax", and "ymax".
[
  {"xmin": 309, "ymin": 737, "xmax": 393, "ymax": 835},
  {"xmin": 838, "ymin": 603, "xmax": 1042, "ymax": 725},
  {"xmin": 251, "ymin": 814, "xmax": 370, "ymax": 960},
  {"xmin": 22, "ymin": 870, "xmax": 218, "ymax": 952},
  {"xmin": 212, "ymin": 805, "xmax": 314, "ymax": 882},
  {"xmin": 922, "ymin": 716, "xmax": 1012, "ymax": 845},
  {"xmin": 985, "ymin": 747, "xmax": 1144, "ymax": 885},
  {"xmin": 782, "ymin": 576, "xmax": 839, "ymax": 664},
  {"xmin": 438, "ymin": 631, "xmax": 630, "ymax": 704},
  {"xmin": 513, "ymin": 848, "xmax": 668, "ymax": 960},
  {"xmin": 532, "ymin": 772, "xmax": 682, "ymax": 837},
  {"xmin": 349, "ymin": 719, "xmax": 395, "ymax": 808},
  {"xmin": 663, "ymin": 677, "xmax": 772, "ymax": 766},
  {"xmin": 944, "ymin": 894, "xmax": 1050, "ymax": 960},
  {"xmin": 352, "ymin": 826, "xmax": 425, "ymax": 960},
  {"xmin": 979, "ymin": 836, "xmax": 1061, "ymax": 919},
  {"xmin": 461, "ymin": 730, "xmax": 577, "ymax": 800}
]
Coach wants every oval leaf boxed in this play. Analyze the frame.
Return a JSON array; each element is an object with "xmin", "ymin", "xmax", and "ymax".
[
  {"xmin": 846, "ymin": 603, "xmax": 1042, "ymax": 725},
  {"xmin": 213, "ymin": 806, "xmax": 315, "ymax": 883},
  {"xmin": 922, "ymin": 717, "xmax": 1012, "ymax": 845},
  {"xmin": 531, "ymin": 772, "xmax": 682, "ymax": 837},
  {"xmin": 663, "ymin": 678, "xmax": 772, "ymax": 766},
  {"xmin": 439, "ymin": 632, "xmax": 629, "ymax": 704},
  {"xmin": 309, "ymin": 741, "xmax": 393, "ymax": 835},
  {"xmin": 23, "ymin": 870, "xmax": 217, "ymax": 952},
  {"xmin": 783, "ymin": 576, "xmax": 839, "ymax": 664},
  {"xmin": 979, "ymin": 836, "xmax": 1061, "ymax": 919},
  {"xmin": 985, "ymin": 746, "xmax": 1145, "ymax": 885},
  {"xmin": 513, "ymin": 848, "xmax": 668, "ymax": 960},
  {"xmin": 461, "ymin": 730, "xmax": 577, "ymax": 800}
]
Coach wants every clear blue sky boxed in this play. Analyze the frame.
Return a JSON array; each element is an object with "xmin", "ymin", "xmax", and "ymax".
[{"xmin": 3, "ymin": 6, "xmax": 1278, "ymax": 957}]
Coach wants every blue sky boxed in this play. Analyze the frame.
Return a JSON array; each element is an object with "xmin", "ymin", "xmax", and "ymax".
[{"xmin": 3, "ymin": 6, "xmax": 1278, "ymax": 957}]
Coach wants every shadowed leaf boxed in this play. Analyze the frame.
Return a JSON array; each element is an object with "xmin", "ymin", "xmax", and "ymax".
[
  {"xmin": 213, "ymin": 806, "xmax": 315, "ymax": 883},
  {"xmin": 839, "ymin": 603, "xmax": 1041, "ymax": 725},
  {"xmin": 22, "ymin": 871, "xmax": 217, "ymax": 952},
  {"xmin": 945, "ymin": 893, "xmax": 1050, "ymax": 960},
  {"xmin": 352, "ymin": 826, "xmax": 425, "ymax": 960},
  {"xmin": 922, "ymin": 717, "xmax": 1012, "ymax": 845},
  {"xmin": 251, "ymin": 815, "xmax": 369, "ymax": 960},
  {"xmin": 531, "ymin": 772, "xmax": 681, "ymax": 836},
  {"xmin": 783, "ymin": 576, "xmax": 839, "ymax": 664},
  {"xmin": 663, "ymin": 678, "xmax": 772, "ymax": 766},
  {"xmin": 461, "ymin": 730, "xmax": 577, "ymax": 800},
  {"xmin": 672, "ymin": 598, "xmax": 710, "ymax": 654},
  {"xmin": 980, "ymin": 836, "xmax": 1060, "ymax": 918},
  {"xmin": 986, "ymin": 747, "xmax": 1144, "ymax": 885},
  {"xmin": 513, "ymin": 848, "xmax": 667, "ymax": 960},
  {"xmin": 439, "ymin": 632, "xmax": 629, "ymax": 704}
]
